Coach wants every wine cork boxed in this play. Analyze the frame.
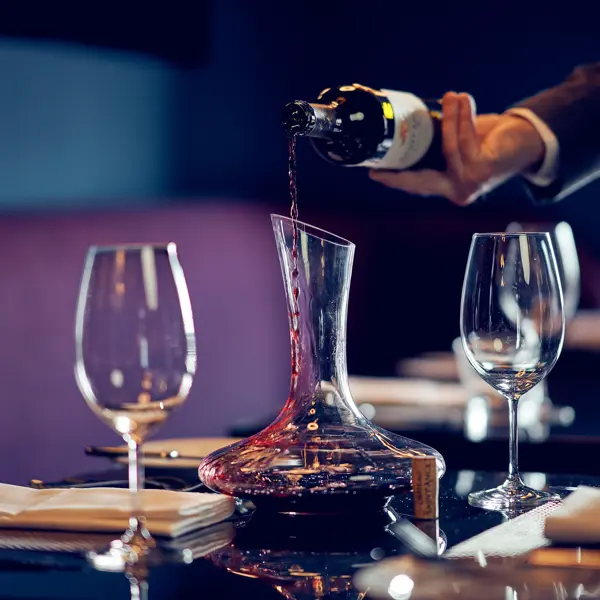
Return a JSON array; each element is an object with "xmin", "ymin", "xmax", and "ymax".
[{"xmin": 412, "ymin": 456, "xmax": 439, "ymax": 520}]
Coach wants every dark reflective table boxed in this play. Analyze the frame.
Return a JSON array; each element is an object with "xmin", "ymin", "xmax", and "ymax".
[{"xmin": 0, "ymin": 470, "xmax": 597, "ymax": 599}]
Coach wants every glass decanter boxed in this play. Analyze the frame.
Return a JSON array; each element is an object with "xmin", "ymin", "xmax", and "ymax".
[{"xmin": 199, "ymin": 215, "xmax": 445, "ymax": 514}]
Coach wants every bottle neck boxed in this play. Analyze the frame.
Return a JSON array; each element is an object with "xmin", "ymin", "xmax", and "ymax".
[{"xmin": 282, "ymin": 101, "xmax": 337, "ymax": 138}]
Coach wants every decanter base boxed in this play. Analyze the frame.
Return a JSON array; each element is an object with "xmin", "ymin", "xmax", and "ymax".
[{"xmin": 243, "ymin": 485, "xmax": 410, "ymax": 516}]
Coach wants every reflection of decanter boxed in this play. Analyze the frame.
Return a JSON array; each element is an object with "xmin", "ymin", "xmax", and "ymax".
[
  {"xmin": 199, "ymin": 216, "xmax": 445, "ymax": 514},
  {"xmin": 213, "ymin": 548, "xmax": 365, "ymax": 600},
  {"xmin": 208, "ymin": 510, "xmax": 437, "ymax": 600}
]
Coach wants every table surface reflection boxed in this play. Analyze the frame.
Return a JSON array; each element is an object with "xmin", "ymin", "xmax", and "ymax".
[{"xmin": 0, "ymin": 470, "xmax": 597, "ymax": 599}]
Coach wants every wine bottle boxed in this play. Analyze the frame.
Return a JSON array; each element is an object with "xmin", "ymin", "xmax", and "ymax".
[{"xmin": 282, "ymin": 83, "xmax": 476, "ymax": 171}]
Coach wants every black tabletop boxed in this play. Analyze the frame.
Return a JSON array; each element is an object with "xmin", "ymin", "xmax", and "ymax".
[{"xmin": 0, "ymin": 470, "xmax": 596, "ymax": 600}]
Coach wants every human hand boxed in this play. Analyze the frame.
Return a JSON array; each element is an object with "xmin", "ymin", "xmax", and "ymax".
[{"xmin": 369, "ymin": 92, "xmax": 546, "ymax": 205}]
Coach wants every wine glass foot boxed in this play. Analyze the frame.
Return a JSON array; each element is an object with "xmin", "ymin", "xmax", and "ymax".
[
  {"xmin": 87, "ymin": 530, "xmax": 156, "ymax": 572},
  {"xmin": 121, "ymin": 525, "xmax": 156, "ymax": 561},
  {"xmin": 468, "ymin": 480, "xmax": 560, "ymax": 512}
]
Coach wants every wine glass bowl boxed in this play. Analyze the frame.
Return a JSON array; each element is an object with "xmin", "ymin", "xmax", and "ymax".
[
  {"xmin": 75, "ymin": 243, "xmax": 196, "ymax": 559},
  {"xmin": 461, "ymin": 233, "xmax": 565, "ymax": 511}
]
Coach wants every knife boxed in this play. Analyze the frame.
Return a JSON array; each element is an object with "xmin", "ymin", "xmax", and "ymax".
[{"xmin": 85, "ymin": 446, "xmax": 205, "ymax": 461}]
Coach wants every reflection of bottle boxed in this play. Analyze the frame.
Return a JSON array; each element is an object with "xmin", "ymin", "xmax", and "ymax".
[{"xmin": 282, "ymin": 83, "xmax": 475, "ymax": 171}]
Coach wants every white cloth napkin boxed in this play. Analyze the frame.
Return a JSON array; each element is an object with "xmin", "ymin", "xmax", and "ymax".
[
  {"xmin": 0, "ymin": 484, "xmax": 234, "ymax": 538},
  {"xmin": 348, "ymin": 376, "xmax": 466, "ymax": 407},
  {"xmin": 0, "ymin": 521, "xmax": 235, "ymax": 558},
  {"xmin": 544, "ymin": 486, "xmax": 600, "ymax": 543},
  {"xmin": 565, "ymin": 310, "xmax": 600, "ymax": 350}
]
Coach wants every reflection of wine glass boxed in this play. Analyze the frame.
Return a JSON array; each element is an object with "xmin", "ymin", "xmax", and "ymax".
[
  {"xmin": 126, "ymin": 560, "xmax": 149, "ymax": 600},
  {"xmin": 461, "ymin": 233, "xmax": 565, "ymax": 511},
  {"xmin": 507, "ymin": 222, "xmax": 580, "ymax": 320},
  {"xmin": 75, "ymin": 244, "xmax": 196, "ymax": 561}
]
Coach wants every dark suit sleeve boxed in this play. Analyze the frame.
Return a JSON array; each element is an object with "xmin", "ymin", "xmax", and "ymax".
[{"xmin": 513, "ymin": 62, "xmax": 600, "ymax": 204}]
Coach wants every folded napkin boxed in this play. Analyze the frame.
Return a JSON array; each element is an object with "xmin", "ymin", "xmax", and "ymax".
[
  {"xmin": 0, "ymin": 522, "xmax": 235, "ymax": 561},
  {"xmin": 397, "ymin": 353, "xmax": 459, "ymax": 381},
  {"xmin": 565, "ymin": 310, "xmax": 600, "ymax": 350},
  {"xmin": 544, "ymin": 486, "xmax": 600, "ymax": 544},
  {"xmin": 348, "ymin": 376, "xmax": 466, "ymax": 407},
  {"xmin": 447, "ymin": 501, "xmax": 559, "ymax": 558},
  {"xmin": 0, "ymin": 484, "xmax": 234, "ymax": 538}
]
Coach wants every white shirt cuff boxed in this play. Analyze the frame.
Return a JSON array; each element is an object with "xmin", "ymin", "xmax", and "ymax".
[{"xmin": 505, "ymin": 107, "xmax": 560, "ymax": 187}]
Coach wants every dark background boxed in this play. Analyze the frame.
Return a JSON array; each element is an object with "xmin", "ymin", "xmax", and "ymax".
[
  {"xmin": 1, "ymin": 3, "xmax": 598, "ymax": 213},
  {"xmin": 0, "ymin": 2, "xmax": 599, "ymax": 481}
]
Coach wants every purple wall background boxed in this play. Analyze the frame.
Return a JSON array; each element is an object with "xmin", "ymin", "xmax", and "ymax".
[{"xmin": 0, "ymin": 203, "xmax": 290, "ymax": 484}]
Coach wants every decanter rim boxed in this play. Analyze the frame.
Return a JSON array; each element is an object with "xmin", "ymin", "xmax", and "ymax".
[{"xmin": 271, "ymin": 214, "xmax": 355, "ymax": 248}]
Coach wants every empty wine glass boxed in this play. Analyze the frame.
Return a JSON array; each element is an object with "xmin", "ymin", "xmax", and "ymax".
[
  {"xmin": 75, "ymin": 244, "xmax": 196, "ymax": 561},
  {"xmin": 461, "ymin": 233, "xmax": 565, "ymax": 511}
]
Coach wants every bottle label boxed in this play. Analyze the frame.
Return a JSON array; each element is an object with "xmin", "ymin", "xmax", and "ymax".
[{"xmin": 360, "ymin": 90, "xmax": 434, "ymax": 170}]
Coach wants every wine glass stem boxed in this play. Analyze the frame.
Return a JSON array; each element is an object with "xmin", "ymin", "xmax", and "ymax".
[
  {"xmin": 128, "ymin": 570, "xmax": 149, "ymax": 600},
  {"xmin": 507, "ymin": 397, "xmax": 521, "ymax": 484},
  {"xmin": 128, "ymin": 437, "xmax": 144, "ymax": 521},
  {"xmin": 124, "ymin": 436, "xmax": 152, "ymax": 553}
]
